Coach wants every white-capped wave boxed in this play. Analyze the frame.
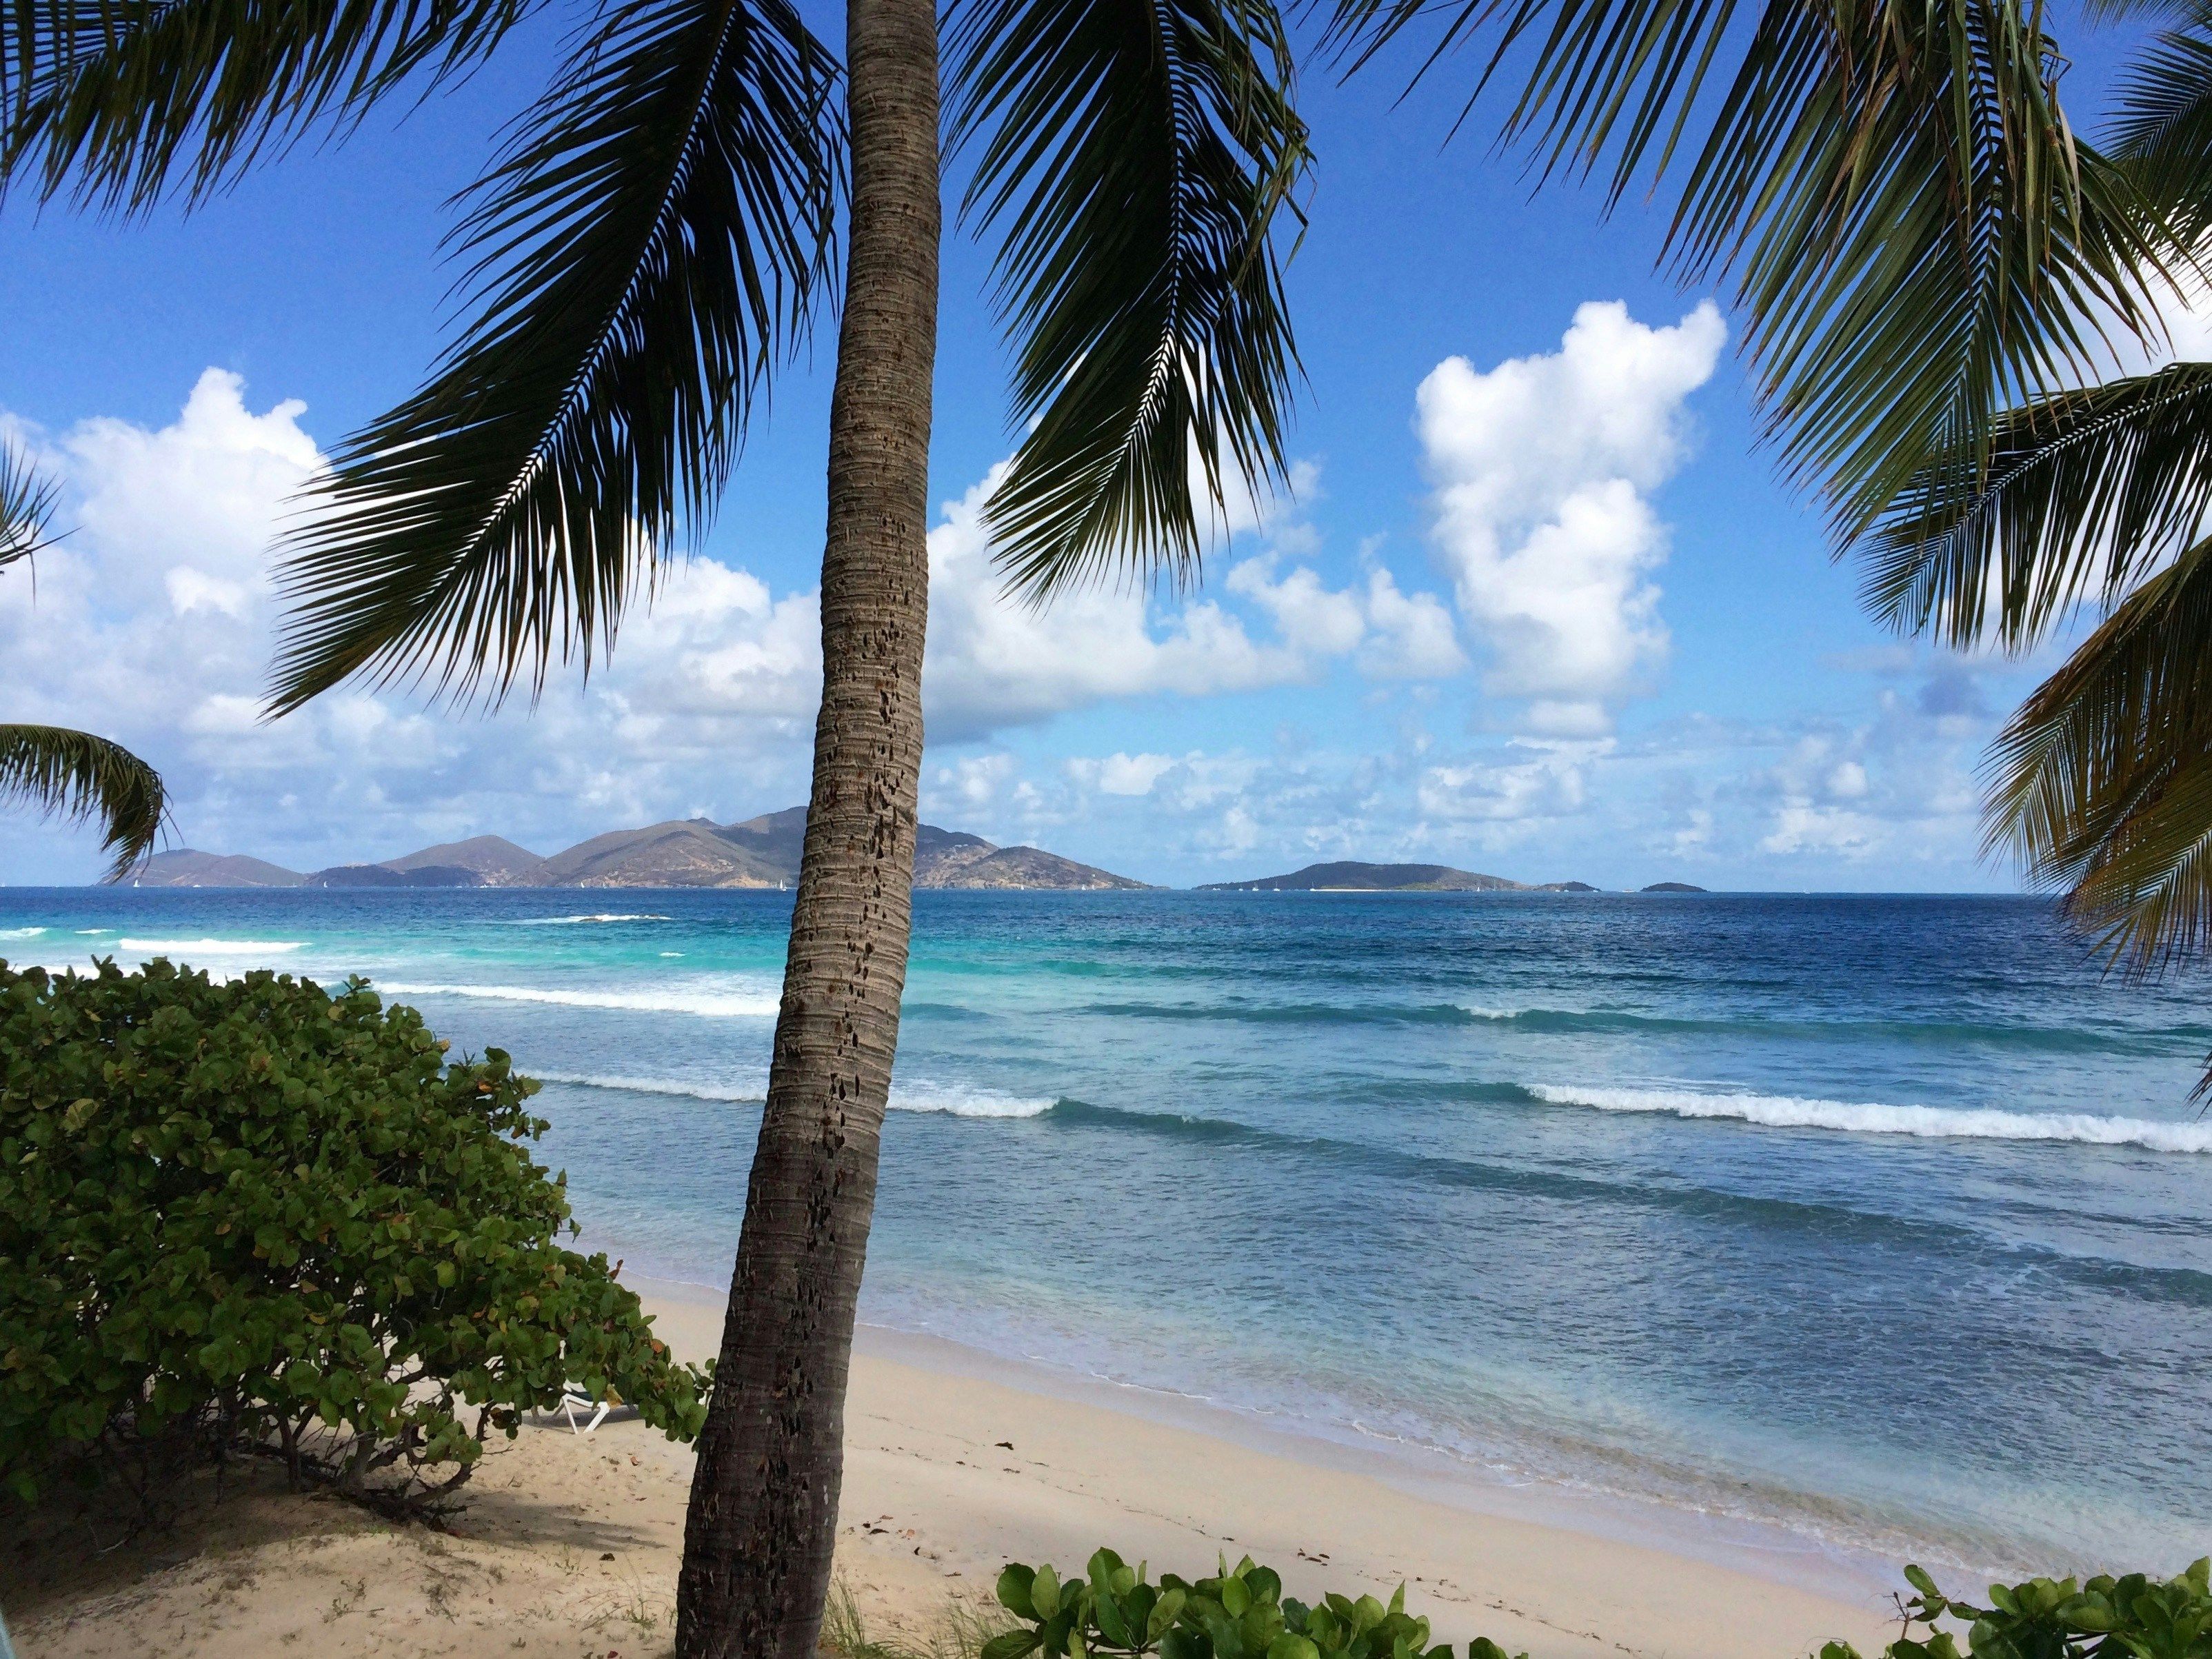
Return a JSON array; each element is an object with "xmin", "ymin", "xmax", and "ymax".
[
  {"xmin": 376, "ymin": 978, "xmax": 779, "ymax": 1018},
  {"xmin": 118, "ymin": 937, "xmax": 306, "ymax": 957},
  {"xmin": 537, "ymin": 1070, "xmax": 1052, "ymax": 1118},
  {"xmin": 0, "ymin": 926, "xmax": 47, "ymax": 939},
  {"xmin": 1529, "ymin": 1084, "xmax": 2212, "ymax": 1153},
  {"xmin": 538, "ymin": 1071, "xmax": 764, "ymax": 1103},
  {"xmin": 889, "ymin": 1082, "xmax": 1054, "ymax": 1118},
  {"xmin": 74, "ymin": 929, "xmax": 110, "ymax": 936},
  {"xmin": 506, "ymin": 914, "xmax": 673, "ymax": 926}
]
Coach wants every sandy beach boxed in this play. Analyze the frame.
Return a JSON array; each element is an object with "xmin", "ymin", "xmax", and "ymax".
[{"xmin": 6, "ymin": 1278, "xmax": 1897, "ymax": 1659}]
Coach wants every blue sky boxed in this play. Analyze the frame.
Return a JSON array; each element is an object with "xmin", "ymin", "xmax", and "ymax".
[{"xmin": 0, "ymin": 7, "xmax": 2154, "ymax": 887}]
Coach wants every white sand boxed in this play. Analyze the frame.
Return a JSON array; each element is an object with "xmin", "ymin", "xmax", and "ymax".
[{"xmin": 3, "ymin": 1281, "xmax": 1898, "ymax": 1658}]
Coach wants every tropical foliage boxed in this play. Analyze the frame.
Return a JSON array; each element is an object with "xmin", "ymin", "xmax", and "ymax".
[
  {"xmin": 0, "ymin": 442, "xmax": 167, "ymax": 877},
  {"xmin": 3, "ymin": 0, "xmax": 1309, "ymax": 1641},
  {"xmin": 1822, "ymin": 1558, "xmax": 2212, "ymax": 1659},
  {"xmin": 1858, "ymin": 9, "xmax": 2212, "ymax": 981},
  {"xmin": 0, "ymin": 958, "xmax": 705, "ymax": 1519},
  {"xmin": 982, "ymin": 1549, "xmax": 1527, "ymax": 1659},
  {"xmin": 1326, "ymin": 0, "xmax": 2212, "ymax": 1012}
]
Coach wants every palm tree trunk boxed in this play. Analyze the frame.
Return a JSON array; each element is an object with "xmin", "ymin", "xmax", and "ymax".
[{"xmin": 673, "ymin": 0, "xmax": 941, "ymax": 1648}]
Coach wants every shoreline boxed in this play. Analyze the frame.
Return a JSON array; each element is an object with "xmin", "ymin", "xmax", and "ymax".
[
  {"xmin": 634, "ymin": 1276, "xmax": 1898, "ymax": 1654},
  {"xmin": 635, "ymin": 1274, "xmax": 1907, "ymax": 1607}
]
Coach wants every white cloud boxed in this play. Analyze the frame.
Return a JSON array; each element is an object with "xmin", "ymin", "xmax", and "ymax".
[
  {"xmin": 1418, "ymin": 741, "xmax": 1603, "ymax": 823},
  {"xmin": 1359, "ymin": 567, "xmax": 1467, "ymax": 679},
  {"xmin": 920, "ymin": 464, "xmax": 1458, "ymax": 738},
  {"xmin": 929, "ymin": 752, "xmax": 1018, "ymax": 810},
  {"xmin": 1225, "ymin": 557, "xmax": 1365, "ymax": 654},
  {"xmin": 0, "ymin": 375, "xmax": 1465, "ymax": 878},
  {"xmin": 1066, "ymin": 752, "xmax": 1180, "ymax": 796},
  {"xmin": 1417, "ymin": 301, "xmax": 1725, "ymax": 734},
  {"xmin": 1760, "ymin": 802, "xmax": 1879, "ymax": 856}
]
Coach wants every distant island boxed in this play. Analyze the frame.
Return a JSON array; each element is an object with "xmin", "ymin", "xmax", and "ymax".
[
  {"xmin": 1198, "ymin": 861, "xmax": 1600, "ymax": 893},
  {"xmin": 1640, "ymin": 881, "xmax": 1708, "ymax": 894},
  {"xmin": 136, "ymin": 807, "xmax": 1152, "ymax": 892}
]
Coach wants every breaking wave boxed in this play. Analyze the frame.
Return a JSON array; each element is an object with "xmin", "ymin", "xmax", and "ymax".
[
  {"xmin": 505, "ymin": 914, "xmax": 674, "ymax": 926},
  {"xmin": 537, "ymin": 1070, "xmax": 1054, "ymax": 1118},
  {"xmin": 376, "ymin": 978, "xmax": 779, "ymax": 1018},
  {"xmin": 1527, "ymin": 1084, "xmax": 2212, "ymax": 1153},
  {"xmin": 117, "ymin": 937, "xmax": 305, "ymax": 957}
]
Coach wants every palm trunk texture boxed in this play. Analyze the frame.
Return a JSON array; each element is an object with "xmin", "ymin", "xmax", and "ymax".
[{"xmin": 673, "ymin": 0, "xmax": 942, "ymax": 1647}]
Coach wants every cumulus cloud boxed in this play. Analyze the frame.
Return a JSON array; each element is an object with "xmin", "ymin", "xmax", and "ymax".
[
  {"xmin": 0, "ymin": 373, "xmax": 1466, "ymax": 878},
  {"xmin": 1067, "ymin": 752, "xmax": 1181, "ymax": 796},
  {"xmin": 1417, "ymin": 301, "xmax": 1726, "ymax": 735},
  {"xmin": 920, "ymin": 465, "xmax": 1462, "ymax": 739},
  {"xmin": 1417, "ymin": 741, "xmax": 1604, "ymax": 823}
]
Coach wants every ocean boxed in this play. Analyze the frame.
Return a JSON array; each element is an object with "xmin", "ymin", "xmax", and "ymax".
[{"xmin": 4, "ymin": 887, "xmax": 2209, "ymax": 1582}]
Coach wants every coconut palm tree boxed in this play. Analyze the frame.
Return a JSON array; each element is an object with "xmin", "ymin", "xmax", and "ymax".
[
  {"xmin": 1853, "ymin": 12, "xmax": 2212, "ymax": 994},
  {"xmin": 0, "ymin": 441, "xmax": 165, "ymax": 879},
  {"xmin": 1328, "ymin": 0, "xmax": 2199, "ymax": 982},
  {"xmin": 1, "ymin": 0, "xmax": 1305, "ymax": 1651}
]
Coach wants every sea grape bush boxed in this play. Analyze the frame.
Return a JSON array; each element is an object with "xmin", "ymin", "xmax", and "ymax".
[
  {"xmin": 1822, "ymin": 1560, "xmax": 2212, "ymax": 1659},
  {"xmin": 983, "ymin": 1549, "xmax": 2212, "ymax": 1659},
  {"xmin": 0, "ymin": 958, "xmax": 705, "ymax": 1516},
  {"xmin": 980, "ymin": 1549, "xmax": 1529, "ymax": 1659}
]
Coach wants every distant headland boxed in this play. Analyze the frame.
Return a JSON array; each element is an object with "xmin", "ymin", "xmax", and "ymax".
[
  {"xmin": 1195, "ymin": 861, "xmax": 1707, "ymax": 894},
  {"xmin": 130, "ymin": 819, "xmax": 1711, "ymax": 895},
  {"xmin": 135, "ymin": 807, "xmax": 1152, "ymax": 892}
]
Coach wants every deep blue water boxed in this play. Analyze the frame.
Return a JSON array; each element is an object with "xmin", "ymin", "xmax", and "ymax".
[{"xmin": 5, "ymin": 887, "xmax": 2209, "ymax": 1574}]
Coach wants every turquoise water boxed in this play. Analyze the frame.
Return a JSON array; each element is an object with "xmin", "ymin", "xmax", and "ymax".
[{"xmin": 5, "ymin": 888, "xmax": 2210, "ymax": 1575}]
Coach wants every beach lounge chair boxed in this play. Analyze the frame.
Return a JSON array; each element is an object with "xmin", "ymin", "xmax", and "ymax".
[{"xmin": 560, "ymin": 1385, "xmax": 614, "ymax": 1433}]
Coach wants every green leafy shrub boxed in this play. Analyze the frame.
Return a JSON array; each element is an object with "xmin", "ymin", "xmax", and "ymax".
[
  {"xmin": 0, "ymin": 957, "xmax": 705, "ymax": 1518},
  {"xmin": 980, "ymin": 1549, "xmax": 1527, "ymax": 1659},
  {"xmin": 1822, "ymin": 1559, "xmax": 2212, "ymax": 1659}
]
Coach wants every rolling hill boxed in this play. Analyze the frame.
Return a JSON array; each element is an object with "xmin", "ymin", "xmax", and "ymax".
[{"xmin": 132, "ymin": 810, "xmax": 1146, "ymax": 891}]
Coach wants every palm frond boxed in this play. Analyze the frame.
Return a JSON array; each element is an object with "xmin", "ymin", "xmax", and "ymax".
[
  {"xmin": 946, "ymin": 0, "xmax": 1310, "ymax": 596},
  {"xmin": 0, "ymin": 724, "xmax": 165, "ymax": 879},
  {"xmin": 2108, "ymin": 3, "xmax": 2212, "ymax": 237},
  {"xmin": 0, "ymin": 440, "xmax": 60, "ymax": 570},
  {"xmin": 1862, "ymin": 362, "xmax": 2212, "ymax": 647},
  {"xmin": 1, "ymin": 0, "xmax": 537, "ymax": 214},
  {"xmin": 1327, "ymin": 0, "xmax": 2163, "ymax": 543},
  {"xmin": 266, "ymin": 0, "xmax": 841, "ymax": 714},
  {"xmin": 1985, "ymin": 535, "xmax": 2212, "ymax": 976}
]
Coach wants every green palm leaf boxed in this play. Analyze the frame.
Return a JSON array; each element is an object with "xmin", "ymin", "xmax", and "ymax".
[
  {"xmin": 265, "ymin": 0, "xmax": 840, "ymax": 713},
  {"xmin": 1, "ymin": 0, "xmax": 536, "ymax": 212},
  {"xmin": 0, "ymin": 724, "xmax": 166, "ymax": 878},
  {"xmin": 0, "ymin": 439, "xmax": 60, "ymax": 570},
  {"xmin": 2109, "ymin": 0, "xmax": 2212, "ymax": 234},
  {"xmin": 1986, "ymin": 536, "xmax": 2212, "ymax": 978},
  {"xmin": 945, "ymin": 0, "xmax": 1310, "ymax": 594},
  {"xmin": 1862, "ymin": 363, "xmax": 2212, "ymax": 648},
  {"xmin": 1328, "ymin": 0, "xmax": 2162, "ymax": 541}
]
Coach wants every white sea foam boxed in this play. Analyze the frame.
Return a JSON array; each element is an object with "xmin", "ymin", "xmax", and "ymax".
[
  {"xmin": 1529, "ymin": 1083, "xmax": 2212, "ymax": 1153},
  {"xmin": 376, "ymin": 978, "xmax": 780, "ymax": 1018},
  {"xmin": 117, "ymin": 937, "xmax": 305, "ymax": 956},
  {"xmin": 74, "ymin": 929, "xmax": 110, "ymax": 936},
  {"xmin": 889, "ymin": 1082, "xmax": 1055, "ymax": 1118},
  {"xmin": 537, "ymin": 1070, "xmax": 1053, "ymax": 1118},
  {"xmin": 506, "ymin": 914, "xmax": 673, "ymax": 926},
  {"xmin": 537, "ymin": 1071, "xmax": 763, "ymax": 1103},
  {"xmin": 0, "ymin": 926, "xmax": 46, "ymax": 939}
]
